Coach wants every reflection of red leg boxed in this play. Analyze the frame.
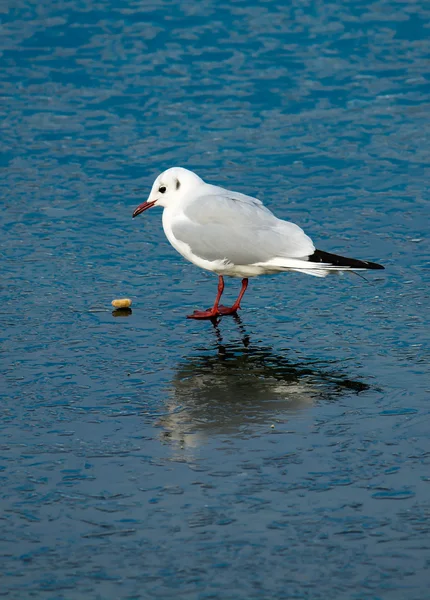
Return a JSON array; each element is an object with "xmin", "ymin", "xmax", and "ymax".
[
  {"xmin": 187, "ymin": 275, "xmax": 225, "ymax": 320},
  {"xmin": 218, "ymin": 278, "xmax": 249, "ymax": 316}
]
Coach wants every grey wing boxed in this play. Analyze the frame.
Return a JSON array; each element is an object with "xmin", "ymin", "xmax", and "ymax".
[{"xmin": 172, "ymin": 192, "xmax": 315, "ymax": 265}]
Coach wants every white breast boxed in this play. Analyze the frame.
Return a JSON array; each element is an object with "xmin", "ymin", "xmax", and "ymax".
[{"xmin": 162, "ymin": 208, "xmax": 226, "ymax": 274}]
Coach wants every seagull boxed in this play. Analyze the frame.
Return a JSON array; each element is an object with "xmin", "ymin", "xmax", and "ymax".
[{"xmin": 132, "ymin": 167, "xmax": 384, "ymax": 320}]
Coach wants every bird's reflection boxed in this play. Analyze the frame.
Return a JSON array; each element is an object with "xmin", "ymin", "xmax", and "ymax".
[
  {"xmin": 209, "ymin": 313, "xmax": 250, "ymax": 353},
  {"xmin": 158, "ymin": 316, "xmax": 370, "ymax": 448}
]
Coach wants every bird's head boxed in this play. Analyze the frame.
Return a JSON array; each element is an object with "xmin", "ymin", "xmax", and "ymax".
[{"xmin": 132, "ymin": 167, "xmax": 204, "ymax": 217}]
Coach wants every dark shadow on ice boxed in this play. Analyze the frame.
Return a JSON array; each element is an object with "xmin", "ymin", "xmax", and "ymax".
[{"xmin": 112, "ymin": 308, "xmax": 133, "ymax": 317}]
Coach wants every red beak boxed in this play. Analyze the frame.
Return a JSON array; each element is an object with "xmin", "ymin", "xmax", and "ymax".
[{"xmin": 132, "ymin": 200, "xmax": 156, "ymax": 218}]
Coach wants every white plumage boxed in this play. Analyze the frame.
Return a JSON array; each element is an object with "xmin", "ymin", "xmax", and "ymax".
[{"xmin": 132, "ymin": 167, "xmax": 383, "ymax": 319}]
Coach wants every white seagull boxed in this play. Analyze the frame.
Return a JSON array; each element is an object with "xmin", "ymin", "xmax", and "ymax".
[{"xmin": 132, "ymin": 167, "xmax": 384, "ymax": 320}]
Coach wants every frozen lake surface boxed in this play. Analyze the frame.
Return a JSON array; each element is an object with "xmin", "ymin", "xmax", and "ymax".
[{"xmin": 1, "ymin": 0, "xmax": 429, "ymax": 598}]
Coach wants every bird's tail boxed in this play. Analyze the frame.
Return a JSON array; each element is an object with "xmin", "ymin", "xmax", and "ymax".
[
  {"xmin": 307, "ymin": 249, "xmax": 384, "ymax": 271},
  {"xmin": 256, "ymin": 250, "xmax": 384, "ymax": 278}
]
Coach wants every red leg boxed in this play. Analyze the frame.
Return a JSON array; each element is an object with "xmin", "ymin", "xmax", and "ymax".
[
  {"xmin": 218, "ymin": 278, "xmax": 249, "ymax": 316},
  {"xmin": 187, "ymin": 275, "xmax": 225, "ymax": 320}
]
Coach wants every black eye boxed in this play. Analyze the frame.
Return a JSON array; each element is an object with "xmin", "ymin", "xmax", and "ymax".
[{"xmin": 159, "ymin": 186, "xmax": 166, "ymax": 194}]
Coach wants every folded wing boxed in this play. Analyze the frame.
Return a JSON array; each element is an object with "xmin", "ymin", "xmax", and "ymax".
[{"xmin": 171, "ymin": 190, "xmax": 315, "ymax": 266}]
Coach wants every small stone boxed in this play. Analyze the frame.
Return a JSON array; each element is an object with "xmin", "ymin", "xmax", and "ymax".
[{"xmin": 112, "ymin": 298, "xmax": 132, "ymax": 308}]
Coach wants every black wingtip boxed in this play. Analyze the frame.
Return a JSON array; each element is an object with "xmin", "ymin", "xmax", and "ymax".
[{"xmin": 310, "ymin": 249, "xmax": 384, "ymax": 270}]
